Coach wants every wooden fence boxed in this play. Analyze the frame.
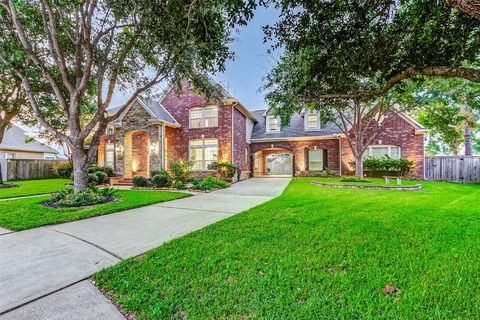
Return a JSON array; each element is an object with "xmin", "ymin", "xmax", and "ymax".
[
  {"xmin": 3, "ymin": 159, "xmax": 67, "ymax": 181},
  {"xmin": 425, "ymin": 156, "xmax": 480, "ymax": 183}
]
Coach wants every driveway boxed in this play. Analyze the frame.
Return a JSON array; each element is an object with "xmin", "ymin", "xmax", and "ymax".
[{"xmin": 0, "ymin": 178, "xmax": 290, "ymax": 319}]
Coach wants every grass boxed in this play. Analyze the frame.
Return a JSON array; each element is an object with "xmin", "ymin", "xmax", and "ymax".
[
  {"xmin": 0, "ymin": 189, "xmax": 190, "ymax": 231},
  {"xmin": 94, "ymin": 178, "xmax": 480, "ymax": 319},
  {"xmin": 0, "ymin": 178, "xmax": 71, "ymax": 199}
]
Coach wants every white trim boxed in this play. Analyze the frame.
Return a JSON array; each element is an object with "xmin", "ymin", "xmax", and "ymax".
[
  {"xmin": 251, "ymin": 136, "xmax": 338, "ymax": 143},
  {"xmin": 304, "ymin": 110, "xmax": 321, "ymax": 131},
  {"xmin": 266, "ymin": 115, "xmax": 281, "ymax": 133},
  {"xmin": 113, "ymin": 97, "xmax": 181, "ymax": 127},
  {"xmin": 364, "ymin": 145, "xmax": 402, "ymax": 159},
  {"xmin": 147, "ymin": 119, "xmax": 181, "ymax": 128},
  {"xmin": 189, "ymin": 105, "xmax": 219, "ymax": 129},
  {"xmin": 188, "ymin": 138, "xmax": 219, "ymax": 171}
]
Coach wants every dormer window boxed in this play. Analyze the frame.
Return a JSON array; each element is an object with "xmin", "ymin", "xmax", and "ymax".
[
  {"xmin": 189, "ymin": 106, "xmax": 218, "ymax": 128},
  {"xmin": 267, "ymin": 116, "xmax": 281, "ymax": 133},
  {"xmin": 305, "ymin": 110, "xmax": 320, "ymax": 130}
]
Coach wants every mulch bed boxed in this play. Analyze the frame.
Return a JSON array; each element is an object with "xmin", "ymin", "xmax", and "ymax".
[
  {"xmin": 0, "ymin": 183, "xmax": 20, "ymax": 189},
  {"xmin": 311, "ymin": 181, "xmax": 422, "ymax": 191}
]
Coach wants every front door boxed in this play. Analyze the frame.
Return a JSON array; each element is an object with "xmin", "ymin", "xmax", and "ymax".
[{"xmin": 265, "ymin": 153, "xmax": 293, "ymax": 176}]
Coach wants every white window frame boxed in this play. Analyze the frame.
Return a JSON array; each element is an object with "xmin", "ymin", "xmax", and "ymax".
[
  {"xmin": 308, "ymin": 149, "xmax": 324, "ymax": 171},
  {"xmin": 43, "ymin": 153, "xmax": 56, "ymax": 160},
  {"xmin": 105, "ymin": 143, "xmax": 115, "ymax": 168},
  {"xmin": 0, "ymin": 152, "xmax": 15, "ymax": 159},
  {"xmin": 266, "ymin": 116, "xmax": 281, "ymax": 133},
  {"xmin": 189, "ymin": 106, "xmax": 218, "ymax": 128},
  {"xmin": 363, "ymin": 145, "xmax": 401, "ymax": 159},
  {"xmin": 189, "ymin": 138, "xmax": 219, "ymax": 171},
  {"xmin": 305, "ymin": 110, "xmax": 320, "ymax": 130}
]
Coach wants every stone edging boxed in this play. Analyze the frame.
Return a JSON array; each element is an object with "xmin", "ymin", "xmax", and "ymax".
[{"xmin": 311, "ymin": 181, "xmax": 422, "ymax": 191}]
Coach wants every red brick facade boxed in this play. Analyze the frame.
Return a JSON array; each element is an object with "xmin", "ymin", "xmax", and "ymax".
[{"xmin": 99, "ymin": 86, "xmax": 425, "ymax": 180}]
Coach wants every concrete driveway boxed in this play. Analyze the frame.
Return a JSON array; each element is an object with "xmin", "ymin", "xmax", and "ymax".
[{"xmin": 0, "ymin": 178, "xmax": 290, "ymax": 319}]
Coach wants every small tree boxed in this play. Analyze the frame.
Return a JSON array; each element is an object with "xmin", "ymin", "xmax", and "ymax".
[{"xmin": 1, "ymin": 0, "xmax": 256, "ymax": 192}]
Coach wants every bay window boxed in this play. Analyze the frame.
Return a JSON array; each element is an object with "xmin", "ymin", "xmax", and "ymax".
[
  {"xmin": 189, "ymin": 139, "xmax": 218, "ymax": 171},
  {"xmin": 189, "ymin": 106, "xmax": 218, "ymax": 128}
]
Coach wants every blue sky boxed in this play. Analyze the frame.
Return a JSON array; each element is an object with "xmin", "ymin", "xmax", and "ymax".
[{"xmin": 214, "ymin": 6, "xmax": 281, "ymax": 110}]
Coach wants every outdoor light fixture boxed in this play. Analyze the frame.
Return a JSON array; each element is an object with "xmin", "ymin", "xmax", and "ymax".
[
  {"xmin": 150, "ymin": 142, "xmax": 158, "ymax": 154},
  {"xmin": 116, "ymin": 144, "xmax": 123, "ymax": 155}
]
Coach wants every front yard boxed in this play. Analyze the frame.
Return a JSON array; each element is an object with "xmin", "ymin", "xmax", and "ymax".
[
  {"xmin": 0, "ymin": 189, "xmax": 190, "ymax": 231},
  {"xmin": 94, "ymin": 178, "xmax": 480, "ymax": 319},
  {"xmin": 0, "ymin": 178, "xmax": 71, "ymax": 199}
]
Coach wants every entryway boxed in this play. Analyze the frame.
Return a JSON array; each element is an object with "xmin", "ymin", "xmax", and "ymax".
[{"xmin": 253, "ymin": 148, "xmax": 294, "ymax": 177}]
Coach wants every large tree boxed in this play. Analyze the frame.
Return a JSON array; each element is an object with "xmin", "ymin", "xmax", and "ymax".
[
  {"xmin": 263, "ymin": 0, "xmax": 479, "ymax": 102},
  {"xmin": 446, "ymin": 0, "xmax": 480, "ymax": 19},
  {"xmin": 1, "ymin": 0, "xmax": 256, "ymax": 192}
]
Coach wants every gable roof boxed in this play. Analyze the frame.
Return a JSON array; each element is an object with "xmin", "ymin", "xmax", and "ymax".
[
  {"xmin": 108, "ymin": 97, "xmax": 180, "ymax": 127},
  {"xmin": 0, "ymin": 125, "xmax": 58, "ymax": 154},
  {"xmin": 250, "ymin": 110, "xmax": 342, "ymax": 141}
]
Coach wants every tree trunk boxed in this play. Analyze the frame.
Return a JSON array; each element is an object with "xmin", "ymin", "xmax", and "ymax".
[
  {"xmin": 71, "ymin": 146, "xmax": 90, "ymax": 193},
  {"xmin": 354, "ymin": 155, "xmax": 364, "ymax": 178},
  {"xmin": 0, "ymin": 161, "xmax": 3, "ymax": 184},
  {"xmin": 464, "ymin": 122, "xmax": 472, "ymax": 156}
]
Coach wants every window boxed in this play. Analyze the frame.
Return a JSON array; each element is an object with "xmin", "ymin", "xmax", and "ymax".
[
  {"xmin": 44, "ymin": 153, "xmax": 56, "ymax": 160},
  {"xmin": 267, "ymin": 116, "xmax": 280, "ymax": 132},
  {"xmin": 308, "ymin": 149, "xmax": 323, "ymax": 171},
  {"xmin": 306, "ymin": 110, "xmax": 320, "ymax": 130},
  {"xmin": 0, "ymin": 152, "xmax": 15, "ymax": 159},
  {"xmin": 363, "ymin": 145, "xmax": 401, "ymax": 159},
  {"xmin": 106, "ymin": 127, "xmax": 114, "ymax": 135},
  {"xmin": 105, "ymin": 143, "xmax": 115, "ymax": 168},
  {"xmin": 189, "ymin": 139, "xmax": 218, "ymax": 171},
  {"xmin": 189, "ymin": 106, "xmax": 218, "ymax": 128}
]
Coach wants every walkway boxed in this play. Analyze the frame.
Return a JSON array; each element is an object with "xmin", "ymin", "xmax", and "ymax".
[{"xmin": 0, "ymin": 178, "xmax": 291, "ymax": 319}]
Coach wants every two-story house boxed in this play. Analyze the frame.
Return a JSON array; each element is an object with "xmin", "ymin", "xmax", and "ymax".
[{"xmin": 97, "ymin": 84, "xmax": 426, "ymax": 180}]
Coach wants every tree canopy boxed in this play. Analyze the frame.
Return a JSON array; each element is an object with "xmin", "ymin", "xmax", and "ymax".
[{"xmin": 263, "ymin": 0, "xmax": 480, "ymax": 110}]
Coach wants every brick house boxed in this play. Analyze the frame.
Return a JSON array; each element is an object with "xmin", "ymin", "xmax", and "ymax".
[{"xmin": 97, "ymin": 84, "xmax": 427, "ymax": 179}]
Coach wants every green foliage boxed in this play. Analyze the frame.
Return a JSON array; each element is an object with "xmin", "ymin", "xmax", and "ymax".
[
  {"xmin": 53, "ymin": 162, "xmax": 73, "ymax": 178},
  {"xmin": 169, "ymin": 160, "xmax": 191, "ymax": 183},
  {"xmin": 150, "ymin": 169, "xmax": 167, "ymax": 177},
  {"xmin": 94, "ymin": 171, "xmax": 108, "ymax": 185},
  {"xmin": 350, "ymin": 157, "xmax": 415, "ymax": 177},
  {"xmin": 151, "ymin": 173, "xmax": 172, "ymax": 188},
  {"xmin": 46, "ymin": 186, "xmax": 116, "ymax": 208},
  {"xmin": 263, "ymin": 0, "xmax": 480, "ymax": 122},
  {"xmin": 173, "ymin": 180, "xmax": 187, "ymax": 190},
  {"xmin": 209, "ymin": 161, "xmax": 237, "ymax": 180},
  {"xmin": 88, "ymin": 173, "xmax": 99, "ymax": 185},
  {"xmin": 192, "ymin": 176, "xmax": 229, "ymax": 191},
  {"xmin": 132, "ymin": 176, "xmax": 148, "ymax": 187},
  {"xmin": 89, "ymin": 165, "xmax": 116, "ymax": 177},
  {"xmin": 339, "ymin": 176, "xmax": 370, "ymax": 183}
]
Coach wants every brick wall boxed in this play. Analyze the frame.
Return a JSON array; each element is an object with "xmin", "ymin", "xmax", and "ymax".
[
  {"xmin": 251, "ymin": 139, "xmax": 340, "ymax": 175},
  {"xmin": 232, "ymin": 107, "xmax": 249, "ymax": 171},
  {"xmin": 161, "ymin": 86, "xmax": 233, "ymax": 167},
  {"xmin": 340, "ymin": 112, "xmax": 425, "ymax": 178}
]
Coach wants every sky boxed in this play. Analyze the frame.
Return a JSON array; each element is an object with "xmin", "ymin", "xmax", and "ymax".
[{"xmin": 109, "ymin": 6, "xmax": 281, "ymax": 111}]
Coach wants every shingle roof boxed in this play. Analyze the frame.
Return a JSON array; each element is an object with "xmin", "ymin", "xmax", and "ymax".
[
  {"xmin": 0, "ymin": 125, "xmax": 59, "ymax": 154},
  {"xmin": 108, "ymin": 97, "xmax": 179, "ymax": 125},
  {"xmin": 250, "ymin": 110, "xmax": 342, "ymax": 140}
]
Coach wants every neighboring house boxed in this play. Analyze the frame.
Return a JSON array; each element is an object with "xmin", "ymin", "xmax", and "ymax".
[
  {"xmin": 0, "ymin": 125, "xmax": 58, "ymax": 160},
  {"xmin": 98, "ymin": 84, "xmax": 427, "ymax": 179}
]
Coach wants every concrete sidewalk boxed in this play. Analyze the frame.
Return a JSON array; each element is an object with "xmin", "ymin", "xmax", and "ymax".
[{"xmin": 0, "ymin": 178, "xmax": 290, "ymax": 319}]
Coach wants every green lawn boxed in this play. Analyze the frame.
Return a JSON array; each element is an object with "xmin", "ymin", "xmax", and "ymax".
[
  {"xmin": 312, "ymin": 177, "xmax": 420, "ymax": 187},
  {"xmin": 0, "ymin": 189, "xmax": 190, "ymax": 231},
  {"xmin": 94, "ymin": 178, "xmax": 480, "ymax": 319},
  {"xmin": 0, "ymin": 178, "xmax": 71, "ymax": 199}
]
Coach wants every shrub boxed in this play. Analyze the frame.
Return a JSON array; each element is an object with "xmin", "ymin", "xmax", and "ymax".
[
  {"xmin": 192, "ymin": 176, "xmax": 229, "ymax": 191},
  {"xmin": 173, "ymin": 180, "xmax": 187, "ymax": 190},
  {"xmin": 88, "ymin": 173, "xmax": 99, "ymax": 185},
  {"xmin": 132, "ymin": 176, "xmax": 148, "ymax": 187},
  {"xmin": 53, "ymin": 161, "xmax": 73, "ymax": 178},
  {"xmin": 349, "ymin": 156, "xmax": 414, "ymax": 177},
  {"xmin": 340, "ymin": 176, "xmax": 370, "ymax": 183},
  {"xmin": 151, "ymin": 173, "xmax": 172, "ymax": 188},
  {"xmin": 169, "ymin": 159, "xmax": 191, "ymax": 183},
  {"xmin": 45, "ymin": 186, "xmax": 116, "ymax": 208},
  {"xmin": 89, "ymin": 164, "xmax": 115, "ymax": 177},
  {"xmin": 95, "ymin": 171, "xmax": 108, "ymax": 184},
  {"xmin": 209, "ymin": 162, "xmax": 236, "ymax": 180}
]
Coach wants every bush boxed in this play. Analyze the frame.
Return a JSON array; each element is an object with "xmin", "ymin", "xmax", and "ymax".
[
  {"xmin": 349, "ymin": 156, "xmax": 414, "ymax": 177},
  {"xmin": 150, "ymin": 169, "xmax": 166, "ymax": 177},
  {"xmin": 192, "ymin": 176, "xmax": 229, "ymax": 191},
  {"xmin": 45, "ymin": 186, "xmax": 116, "ymax": 208},
  {"xmin": 95, "ymin": 171, "xmax": 108, "ymax": 184},
  {"xmin": 209, "ymin": 162, "xmax": 236, "ymax": 180},
  {"xmin": 88, "ymin": 173, "xmax": 99, "ymax": 185},
  {"xmin": 173, "ymin": 180, "xmax": 187, "ymax": 190},
  {"xmin": 89, "ymin": 164, "xmax": 115, "ymax": 177},
  {"xmin": 132, "ymin": 176, "xmax": 148, "ymax": 187},
  {"xmin": 53, "ymin": 162, "xmax": 73, "ymax": 178},
  {"xmin": 169, "ymin": 159, "xmax": 191, "ymax": 183},
  {"xmin": 151, "ymin": 173, "xmax": 172, "ymax": 188},
  {"xmin": 340, "ymin": 176, "xmax": 370, "ymax": 183}
]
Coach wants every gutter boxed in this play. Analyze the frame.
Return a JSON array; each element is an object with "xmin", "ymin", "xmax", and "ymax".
[{"xmin": 250, "ymin": 135, "xmax": 339, "ymax": 143}]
